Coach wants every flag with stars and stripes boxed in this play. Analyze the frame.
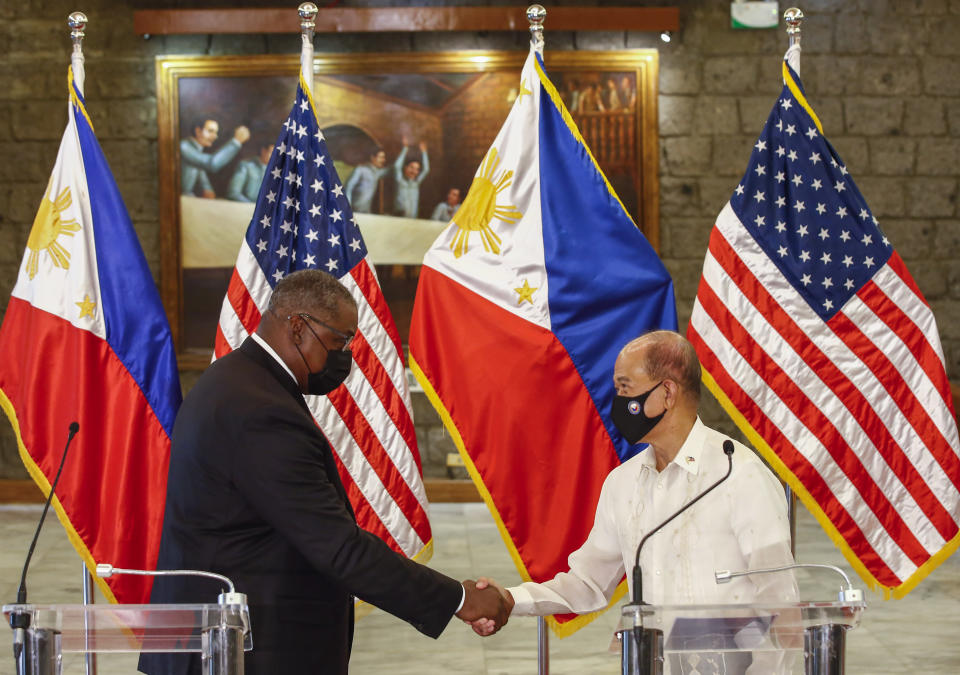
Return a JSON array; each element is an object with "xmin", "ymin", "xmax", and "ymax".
[
  {"xmin": 214, "ymin": 70, "xmax": 432, "ymax": 565},
  {"xmin": 688, "ymin": 52, "xmax": 960, "ymax": 597}
]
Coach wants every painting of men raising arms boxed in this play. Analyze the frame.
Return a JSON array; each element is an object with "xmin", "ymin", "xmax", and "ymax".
[{"xmin": 157, "ymin": 51, "xmax": 658, "ymax": 359}]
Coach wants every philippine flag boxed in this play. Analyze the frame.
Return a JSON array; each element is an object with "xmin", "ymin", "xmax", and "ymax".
[
  {"xmin": 409, "ymin": 47, "xmax": 676, "ymax": 634},
  {"xmin": 0, "ymin": 62, "xmax": 181, "ymax": 604}
]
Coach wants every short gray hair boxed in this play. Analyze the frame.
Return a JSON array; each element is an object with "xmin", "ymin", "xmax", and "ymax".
[
  {"xmin": 626, "ymin": 330, "xmax": 701, "ymax": 401},
  {"xmin": 267, "ymin": 269, "xmax": 355, "ymax": 321}
]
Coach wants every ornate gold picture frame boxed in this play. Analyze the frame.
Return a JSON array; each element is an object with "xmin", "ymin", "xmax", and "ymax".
[{"xmin": 156, "ymin": 50, "xmax": 659, "ymax": 366}]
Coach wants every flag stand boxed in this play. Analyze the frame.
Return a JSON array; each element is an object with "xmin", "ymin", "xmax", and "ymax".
[
  {"xmin": 537, "ymin": 616, "xmax": 549, "ymax": 674},
  {"xmin": 782, "ymin": 7, "xmax": 804, "ymax": 560},
  {"xmin": 81, "ymin": 563, "xmax": 98, "ymax": 675},
  {"xmin": 526, "ymin": 5, "xmax": 550, "ymax": 673},
  {"xmin": 67, "ymin": 12, "xmax": 97, "ymax": 675},
  {"xmin": 67, "ymin": 11, "xmax": 100, "ymax": 675}
]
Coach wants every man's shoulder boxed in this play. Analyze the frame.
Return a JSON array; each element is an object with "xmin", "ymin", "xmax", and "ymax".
[
  {"xmin": 694, "ymin": 423, "xmax": 780, "ymax": 488},
  {"xmin": 192, "ymin": 347, "xmax": 279, "ymax": 399},
  {"xmin": 604, "ymin": 450, "xmax": 649, "ymax": 485},
  {"xmin": 180, "ymin": 138, "xmax": 200, "ymax": 152},
  {"xmin": 181, "ymin": 348, "xmax": 304, "ymax": 432}
]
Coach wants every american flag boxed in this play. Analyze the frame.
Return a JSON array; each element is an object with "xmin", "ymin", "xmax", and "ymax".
[
  {"xmin": 688, "ymin": 58, "xmax": 960, "ymax": 596},
  {"xmin": 215, "ymin": 77, "xmax": 433, "ymax": 561}
]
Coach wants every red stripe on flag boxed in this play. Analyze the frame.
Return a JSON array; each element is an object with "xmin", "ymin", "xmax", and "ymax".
[
  {"xmin": 411, "ymin": 266, "xmax": 618, "ymax": 584},
  {"xmin": 227, "ymin": 266, "xmax": 262, "ymax": 336},
  {"xmin": 695, "ymin": 278, "xmax": 932, "ymax": 567},
  {"xmin": 687, "ymin": 321, "xmax": 903, "ymax": 587},
  {"xmin": 886, "ymin": 251, "xmax": 931, "ymax": 310},
  {"xmin": 857, "ymin": 272, "xmax": 957, "ymax": 417},
  {"xmin": 214, "ymin": 324, "xmax": 231, "ymax": 359},
  {"xmin": 708, "ymin": 230, "xmax": 958, "ymax": 543},
  {"xmin": 327, "ymin": 439, "xmax": 403, "ymax": 553},
  {"xmin": 351, "ymin": 261, "xmax": 403, "ymax": 358},
  {"xmin": 349, "ymin": 331, "xmax": 421, "ymax": 473},
  {"xmin": 0, "ymin": 298, "xmax": 170, "ymax": 604},
  {"xmin": 828, "ymin": 310, "xmax": 960, "ymax": 500},
  {"xmin": 325, "ymin": 376, "xmax": 432, "ymax": 545}
]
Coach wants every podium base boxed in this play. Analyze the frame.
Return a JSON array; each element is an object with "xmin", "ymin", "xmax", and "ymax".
[
  {"xmin": 805, "ymin": 624, "xmax": 846, "ymax": 675},
  {"xmin": 619, "ymin": 626, "xmax": 664, "ymax": 675}
]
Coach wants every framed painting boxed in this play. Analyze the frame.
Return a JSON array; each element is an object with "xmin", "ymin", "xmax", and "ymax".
[{"xmin": 156, "ymin": 50, "xmax": 660, "ymax": 367}]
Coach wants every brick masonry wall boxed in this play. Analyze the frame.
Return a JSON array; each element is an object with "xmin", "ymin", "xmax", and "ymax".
[{"xmin": 1, "ymin": 0, "xmax": 959, "ymax": 478}]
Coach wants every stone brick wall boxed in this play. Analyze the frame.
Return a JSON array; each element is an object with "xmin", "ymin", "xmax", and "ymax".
[{"xmin": 2, "ymin": 0, "xmax": 959, "ymax": 479}]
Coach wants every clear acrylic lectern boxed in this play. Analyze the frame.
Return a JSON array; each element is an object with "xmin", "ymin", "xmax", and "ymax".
[
  {"xmin": 4, "ymin": 599, "xmax": 252, "ymax": 675},
  {"xmin": 616, "ymin": 600, "xmax": 866, "ymax": 675}
]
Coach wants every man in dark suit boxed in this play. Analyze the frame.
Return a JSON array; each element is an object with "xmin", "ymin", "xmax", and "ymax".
[{"xmin": 139, "ymin": 270, "xmax": 507, "ymax": 675}]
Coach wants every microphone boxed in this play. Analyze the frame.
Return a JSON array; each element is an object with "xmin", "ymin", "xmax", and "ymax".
[
  {"xmin": 9, "ymin": 422, "xmax": 80, "ymax": 663},
  {"xmin": 631, "ymin": 439, "xmax": 735, "ymax": 605},
  {"xmin": 715, "ymin": 562, "xmax": 864, "ymax": 602},
  {"xmin": 95, "ymin": 563, "xmax": 237, "ymax": 595},
  {"xmin": 96, "ymin": 563, "xmax": 248, "ymax": 609}
]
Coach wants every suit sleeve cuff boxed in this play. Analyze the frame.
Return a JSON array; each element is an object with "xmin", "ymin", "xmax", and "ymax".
[{"xmin": 456, "ymin": 584, "xmax": 465, "ymax": 613}]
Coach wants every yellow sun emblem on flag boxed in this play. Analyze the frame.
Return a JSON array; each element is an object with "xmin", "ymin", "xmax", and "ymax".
[
  {"xmin": 516, "ymin": 79, "xmax": 533, "ymax": 103},
  {"xmin": 448, "ymin": 147, "xmax": 523, "ymax": 258},
  {"xmin": 26, "ymin": 183, "xmax": 81, "ymax": 280}
]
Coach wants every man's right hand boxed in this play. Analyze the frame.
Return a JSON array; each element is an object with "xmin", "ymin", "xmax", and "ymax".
[
  {"xmin": 469, "ymin": 577, "xmax": 514, "ymax": 636},
  {"xmin": 234, "ymin": 126, "xmax": 251, "ymax": 143},
  {"xmin": 456, "ymin": 579, "xmax": 509, "ymax": 635}
]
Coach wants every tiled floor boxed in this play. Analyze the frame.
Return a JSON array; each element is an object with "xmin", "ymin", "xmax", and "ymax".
[{"xmin": 1, "ymin": 501, "xmax": 958, "ymax": 674}]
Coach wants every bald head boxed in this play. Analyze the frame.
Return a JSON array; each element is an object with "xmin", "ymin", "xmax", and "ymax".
[{"xmin": 619, "ymin": 331, "xmax": 701, "ymax": 404}]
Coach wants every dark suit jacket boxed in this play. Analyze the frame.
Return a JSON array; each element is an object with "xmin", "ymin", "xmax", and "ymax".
[{"xmin": 139, "ymin": 337, "xmax": 462, "ymax": 675}]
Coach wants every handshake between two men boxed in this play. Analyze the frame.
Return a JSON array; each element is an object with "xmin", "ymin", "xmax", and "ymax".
[{"xmin": 456, "ymin": 577, "xmax": 512, "ymax": 636}]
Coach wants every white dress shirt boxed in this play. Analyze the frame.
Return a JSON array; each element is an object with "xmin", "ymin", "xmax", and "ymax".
[{"xmin": 509, "ymin": 418, "xmax": 796, "ymax": 616}]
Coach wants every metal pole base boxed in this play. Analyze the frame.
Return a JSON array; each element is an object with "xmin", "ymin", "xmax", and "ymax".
[
  {"xmin": 23, "ymin": 627, "xmax": 62, "ymax": 675},
  {"xmin": 804, "ymin": 623, "xmax": 846, "ymax": 675},
  {"xmin": 202, "ymin": 624, "xmax": 245, "ymax": 675},
  {"xmin": 537, "ymin": 615, "xmax": 549, "ymax": 675},
  {"xmin": 620, "ymin": 627, "xmax": 663, "ymax": 675}
]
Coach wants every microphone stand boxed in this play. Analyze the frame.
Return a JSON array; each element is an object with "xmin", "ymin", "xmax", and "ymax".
[
  {"xmin": 620, "ymin": 440, "xmax": 735, "ymax": 675},
  {"xmin": 632, "ymin": 440, "xmax": 735, "ymax": 605},
  {"xmin": 715, "ymin": 562, "xmax": 863, "ymax": 603},
  {"xmin": 8, "ymin": 422, "xmax": 79, "ymax": 675},
  {"xmin": 96, "ymin": 564, "xmax": 249, "ymax": 675},
  {"xmin": 714, "ymin": 562, "xmax": 865, "ymax": 675}
]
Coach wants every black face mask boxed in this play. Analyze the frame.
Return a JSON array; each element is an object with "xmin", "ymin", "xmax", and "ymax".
[
  {"xmin": 611, "ymin": 381, "xmax": 665, "ymax": 445},
  {"xmin": 295, "ymin": 322, "xmax": 353, "ymax": 396}
]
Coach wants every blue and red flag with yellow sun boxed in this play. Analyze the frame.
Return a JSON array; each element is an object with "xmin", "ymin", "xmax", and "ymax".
[
  {"xmin": 409, "ymin": 47, "xmax": 676, "ymax": 635},
  {"xmin": 0, "ymin": 62, "xmax": 181, "ymax": 604}
]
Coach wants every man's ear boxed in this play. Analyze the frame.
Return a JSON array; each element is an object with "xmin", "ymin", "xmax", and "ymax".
[
  {"xmin": 286, "ymin": 314, "xmax": 302, "ymax": 344},
  {"xmin": 662, "ymin": 380, "xmax": 677, "ymax": 409}
]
